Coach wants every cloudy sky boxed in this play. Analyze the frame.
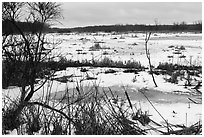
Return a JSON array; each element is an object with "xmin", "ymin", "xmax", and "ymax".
[{"xmin": 56, "ymin": 2, "xmax": 202, "ymax": 28}]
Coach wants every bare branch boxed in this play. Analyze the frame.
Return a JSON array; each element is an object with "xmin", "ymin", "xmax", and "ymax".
[
  {"xmin": 144, "ymin": 32, "xmax": 158, "ymax": 87},
  {"xmin": 27, "ymin": 101, "xmax": 75, "ymax": 125}
]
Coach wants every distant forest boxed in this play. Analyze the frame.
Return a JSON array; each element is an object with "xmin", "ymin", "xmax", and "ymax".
[
  {"xmin": 2, "ymin": 20, "xmax": 50, "ymax": 35},
  {"xmin": 51, "ymin": 23, "xmax": 202, "ymax": 33},
  {"xmin": 2, "ymin": 20, "xmax": 202, "ymax": 34}
]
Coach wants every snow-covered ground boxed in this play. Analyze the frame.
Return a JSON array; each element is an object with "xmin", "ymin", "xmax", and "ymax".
[
  {"xmin": 50, "ymin": 32, "xmax": 202, "ymax": 67},
  {"xmin": 2, "ymin": 67, "xmax": 202, "ymax": 132},
  {"xmin": 3, "ymin": 66, "xmax": 201, "ymax": 99},
  {"xmin": 2, "ymin": 32, "xmax": 202, "ymax": 135}
]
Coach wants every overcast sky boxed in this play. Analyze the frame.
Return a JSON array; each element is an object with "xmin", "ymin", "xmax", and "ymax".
[{"xmin": 56, "ymin": 2, "xmax": 202, "ymax": 28}]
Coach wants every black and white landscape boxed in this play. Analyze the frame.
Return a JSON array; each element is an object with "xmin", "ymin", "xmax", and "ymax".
[{"xmin": 2, "ymin": 2, "xmax": 202, "ymax": 135}]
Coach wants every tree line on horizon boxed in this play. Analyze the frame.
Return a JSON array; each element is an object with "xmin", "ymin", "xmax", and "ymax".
[
  {"xmin": 2, "ymin": 20, "xmax": 50, "ymax": 35},
  {"xmin": 2, "ymin": 20, "xmax": 202, "ymax": 34}
]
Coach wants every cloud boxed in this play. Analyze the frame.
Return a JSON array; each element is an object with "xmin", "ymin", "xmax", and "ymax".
[{"xmin": 57, "ymin": 2, "xmax": 202, "ymax": 28}]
